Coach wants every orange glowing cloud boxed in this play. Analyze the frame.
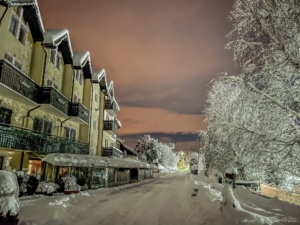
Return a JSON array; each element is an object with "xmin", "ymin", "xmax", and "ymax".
[{"xmin": 118, "ymin": 106, "xmax": 206, "ymax": 135}]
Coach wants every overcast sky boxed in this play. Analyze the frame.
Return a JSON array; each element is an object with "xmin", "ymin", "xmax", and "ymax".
[{"xmin": 38, "ymin": 0, "xmax": 238, "ymax": 150}]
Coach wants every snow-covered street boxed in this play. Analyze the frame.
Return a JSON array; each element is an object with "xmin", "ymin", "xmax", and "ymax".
[{"xmin": 18, "ymin": 172, "xmax": 300, "ymax": 225}]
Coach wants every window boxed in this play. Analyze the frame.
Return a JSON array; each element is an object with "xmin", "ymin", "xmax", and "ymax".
[
  {"xmin": 33, "ymin": 118, "xmax": 52, "ymax": 135},
  {"xmin": 93, "ymin": 119, "xmax": 97, "ymax": 130},
  {"xmin": 58, "ymin": 166, "xmax": 69, "ymax": 177},
  {"xmin": 95, "ymin": 92, "xmax": 98, "ymax": 103},
  {"xmin": 9, "ymin": 7, "xmax": 28, "ymax": 45},
  {"xmin": 72, "ymin": 94, "xmax": 81, "ymax": 103},
  {"xmin": 64, "ymin": 126, "xmax": 76, "ymax": 140},
  {"xmin": 4, "ymin": 52, "xmax": 13, "ymax": 63},
  {"xmin": 4, "ymin": 52, "xmax": 22, "ymax": 70},
  {"xmin": 0, "ymin": 107, "xmax": 12, "ymax": 125},
  {"xmin": 14, "ymin": 60, "xmax": 22, "ymax": 70},
  {"xmin": 75, "ymin": 70, "xmax": 82, "ymax": 85},
  {"xmin": 27, "ymin": 159, "xmax": 42, "ymax": 175},
  {"xmin": 105, "ymin": 139, "xmax": 108, "ymax": 147},
  {"xmin": 47, "ymin": 78, "xmax": 58, "ymax": 89},
  {"xmin": 50, "ymin": 49, "xmax": 62, "ymax": 69},
  {"xmin": 18, "ymin": 26, "xmax": 26, "ymax": 44},
  {"xmin": 9, "ymin": 17, "xmax": 17, "ymax": 35}
]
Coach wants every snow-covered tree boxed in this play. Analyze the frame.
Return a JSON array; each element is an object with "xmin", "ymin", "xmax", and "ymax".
[
  {"xmin": 158, "ymin": 143, "xmax": 179, "ymax": 169},
  {"xmin": 134, "ymin": 135, "xmax": 178, "ymax": 170},
  {"xmin": 203, "ymin": 0, "xmax": 300, "ymax": 187},
  {"xmin": 135, "ymin": 135, "xmax": 161, "ymax": 163}
]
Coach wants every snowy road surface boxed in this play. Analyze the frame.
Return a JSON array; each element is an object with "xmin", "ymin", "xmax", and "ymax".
[{"xmin": 19, "ymin": 172, "xmax": 300, "ymax": 225}]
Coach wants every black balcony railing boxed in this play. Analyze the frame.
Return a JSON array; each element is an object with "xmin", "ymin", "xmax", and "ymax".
[
  {"xmin": 102, "ymin": 147, "xmax": 123, "ymax": 158},
  {"xmin": 0, "ymin": 124, "xmax": 89, "ymax": 154},
  {"xmin": 39, "ymin": 87, "xmax": 69, "ymax": 115},
  {"xmin": 0, "ymin": 60, "xmax": 39, "ymax": 102},
  {"xmin": 103, "ymin": 120, "xmax": 118, "ymax": 135},
  {"xmin": 104, "ymin": 100, "xmax": 119, "ymax": 116},
  {"xmin": 69, "ymin": 102, "xmax": 90, "ymax": 124}
]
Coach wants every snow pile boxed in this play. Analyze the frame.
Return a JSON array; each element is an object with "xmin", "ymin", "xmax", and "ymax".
[
  {"xmin": 0, "ymin": 171, "xmax": 20, "ymax": 216},
  {"xmin": 36, "ymin": 182, "xmax": 59, "ymax": 194},
  {"xmin": 219, "ymin": 184, "xmax": 276, "ymax": 225},
  {"xmin": 158, "ymin": 164, "xmax": 177, "ymax": 173},
  {"xmin": 194, "ymin": 180, "xmax": 223, "ymax": 201},
  {"xmin": 49, "ymin": 195, "xmax": 73, "ymax": 208}
]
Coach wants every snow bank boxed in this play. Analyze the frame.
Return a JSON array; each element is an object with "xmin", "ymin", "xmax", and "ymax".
[{"xmin": 158, "ymin": 164, "xmax": 177, "ymax": 173}]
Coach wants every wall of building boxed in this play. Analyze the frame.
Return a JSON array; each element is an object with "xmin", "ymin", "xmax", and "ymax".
[{"xmin": 0, "ymin": 6, "xmax": 34, "ymax": 75}]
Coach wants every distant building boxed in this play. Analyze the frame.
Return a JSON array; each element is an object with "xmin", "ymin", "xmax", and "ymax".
[{"xmin": 117, "ymin": 139, "xmax": 138, "ymax": 159}]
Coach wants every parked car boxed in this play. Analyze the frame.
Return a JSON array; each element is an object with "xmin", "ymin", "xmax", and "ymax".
[
  {"xmin": 235, "ymin": 179, "xmax": 261, "ymax": 193},
  {"xmin": 190, "ymin": 164, "xmax": 198, "ymax": 174},
  {"xmin": 0, "ymin": 171, "xmax": 20, "ymax": 224}
]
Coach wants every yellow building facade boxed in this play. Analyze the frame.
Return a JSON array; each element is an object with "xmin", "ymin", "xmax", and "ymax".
[{"xmin": 0, "ymin": 1, "xmax": 122, "ymax": 175}]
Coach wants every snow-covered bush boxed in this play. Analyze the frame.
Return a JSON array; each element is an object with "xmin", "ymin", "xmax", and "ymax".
[
  {"xmin": 0, "ymin": 171, "xmax": 20, "ymax": 216},
  {"xmin": 62, "ymin": 176, "xmax": 81, "ymax": 191},
  {"xmin": 36, "ymin": 182, "xmax": 59, "ymax": 194},
  {"xmin": 135, "ymin": 135, "xmax": 178, "ymax": 171}
]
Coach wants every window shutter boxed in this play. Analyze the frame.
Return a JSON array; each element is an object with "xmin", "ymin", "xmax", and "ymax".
[
  {"xmin": 33, "ymin": 118, "xmax": 43, "ymax": 132},
  {"xmin": 70, "ymin": 129, "xmax": 76, "ymax": 140},
  {"xmin": 44, "ymin": 120, "xmax": 52, "ymax": 135}
]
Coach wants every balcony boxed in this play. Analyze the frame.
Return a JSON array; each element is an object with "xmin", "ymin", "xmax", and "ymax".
[
  {"xmin": 102, "ymin": 147, "xmax": 123, "ymax": 158},
  {"xmin": 69, "ymin": 102, "xmax": 90, "ymax": 124},
  {"xmin": 104, "ymin": 100, "xmax": 119, "ymax": 117},
  {"xmin": 0, "ymin": 124, "xmax": 89, "ymax": 154},
  {"xmin": 103, "ymin": 120, "xmax": 118, "ymax": 135},
  {"xmin": 38, "ymin": 87, "xmax": 69, "ymax": 118},
  {"xmin": 0, "ymin": 60, "xmax": 39, "ymax": 106}
]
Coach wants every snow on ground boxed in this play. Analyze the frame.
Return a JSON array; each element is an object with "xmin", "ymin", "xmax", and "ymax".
[{"xmin": 17, "ymin": 172, "xmax": 300, "ymax": 225}]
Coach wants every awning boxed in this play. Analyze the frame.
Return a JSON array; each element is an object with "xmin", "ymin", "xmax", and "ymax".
[
  {"xmin": 42, "ymin": 153, "xmax": 158, "ymax": 169},
  {"xmin": 42, "ymin": 153, "xmax": 106, "ymax": 167}
]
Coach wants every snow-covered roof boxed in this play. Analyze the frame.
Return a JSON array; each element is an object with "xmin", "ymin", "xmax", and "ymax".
[
  {"xmin": 105, "ymin": 81, "xmax": 120, "ymax": 111},
  {"xmin": 4, "ymin": 0, "xmax": 44, "ymax": 41},
  {"xmin": 73, "ymin": 52, "xmax": 92, "ymax": 79},
  {"xmin": 43, "ymin": 29, "xmax": 73, "ymax": 64},
  {"xmin": 106, "ymin": 80, "xmax": 114, "ymax": 97},
  {"xmin": 114, "ymin": 118, "xmax": 122, "ymax": 128},
  {"xmin": 92, "ymin": 69, "xmax": 108, "ymax": 92},
  {"xmin": 5, "ymin": 0, "xmax": 34, "ymax": 6},
  {"xmin": 117, "ymin": 138, "xmax": 137, "ymax": 155},
  {"xmin": 42, "ymin": 153, "xmax": 156, "ymax": 169}
]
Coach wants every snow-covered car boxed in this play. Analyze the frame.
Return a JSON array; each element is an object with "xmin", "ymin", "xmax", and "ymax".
[{"xmin": 0, "ymin": 171, "xmax": 20, "ymax": 224}]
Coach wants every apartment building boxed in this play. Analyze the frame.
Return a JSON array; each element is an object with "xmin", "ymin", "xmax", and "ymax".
[{"xmin": 0, "ymin": 1, "xmax": 122, "ymax": 176}]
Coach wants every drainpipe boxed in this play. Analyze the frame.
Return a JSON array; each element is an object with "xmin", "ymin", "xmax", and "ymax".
[
  {"xmin": 0, "ymin": 2, "xmax": 8, "ymax": 31},
  {"xmin": 58, "ymin": 117, "xmax": 70, "ymax": 136},
  {"xmin": 71, "ymin": 66, "xmax": 75, "ymax": 103},
  {"xmin": 22, "ymin": 105, "xmax": 41, "ymax": 128},
  {"xmin": 88, "ymin": 79, "xmax": 93, "ymax": 154},
  {"xmin": 41, "ymin": 45, "xmax": 48, "ymax": 87},
  {"xmin": 20, "ymin": 105, "xmax": 41, "ymax": 171}
]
